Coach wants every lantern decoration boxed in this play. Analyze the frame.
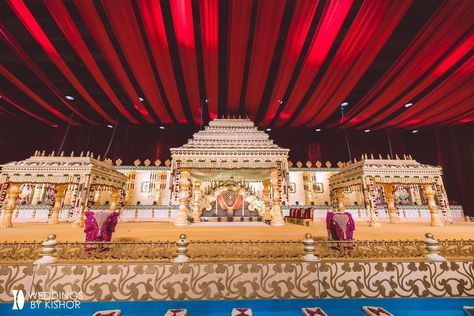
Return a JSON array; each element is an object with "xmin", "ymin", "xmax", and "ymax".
[
  {"xmin": 134, "ymin": 159, "xmax": 141, "ymax": 166},
  {"xmin": 305, "ymin": 161, "xmax": 312, "ymax": 168},
  {"xmin": 155, "ymin": 159, "xmax": 162, "ymax": 166},
  {"xmin": 144, "ymin": 159, "xmax": 151, "ymax": 166},
  {"xmin": 326, "ymin": 161, "xmax": 332, "ymax": 168},
  {"xmin": 115, "ymin": 159, "xmax": 122, "ymax": 166},
  {"xmin": 296, "ymin": 161, "xmax": 303, "ymax": 168}
]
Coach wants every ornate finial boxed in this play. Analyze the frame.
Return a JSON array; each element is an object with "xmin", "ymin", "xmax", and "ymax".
[
  {"xmin": 155, "ymin": 159, "xmax": 161, "ymax": 166},
  {"xmin": 144, "ymin": 159, "xmax": 151, "ymax": 166},
  {"xmin": 60, "ymin": 151, "xmax": 64, "ymax": 157},
  {"xmin": 387, "ymin": 154, "xmax": 390, "ymax": 159},
  {"xmin": 41, "ymin": 150, "xmax": 46, "ymax": 156},
  {"xmin": 91, "ymin": 152, "xmax": 94, "ymax": 159},
  {"xmin": 115, "ymin": 158, "xmax": 122, "ymax": 166},
  {"xmin": 179, "ymin": 234, "xmax": 186, "ymax": 240},
  {"xmin": 86, "ymin": 151, "xmax": 90, "ymax": 157},
  {"xmin": 164, "ymin": 159, "xmax": 171, "ymax": 166},
  {"xmin": 425, "ymin": 232, "xmax": 433, "ymax": 239},
  {"xmin": 315, "ymin": 161, "xmax": 322, "ymax": 168},
  {"xmin": 296, "ymin": 161, "xmax": 303, "ymax": 168},
  {"xmin": 97, "ymin": 155, "xmax": 101, "ymax": 160},
  {"xmin": 305, "ymin": 161, "xmax": 312, "ymax": 168},
  {"xmin": 305, "ymin": 233, "xmax": 312, "ymax": 240},
  {"xmin": 370, "ymin": 154, "xmax": 374, "ymax": 159},
  {"xmin": 409, "ymin": 154, "xmax": 413, "ymax": 159},
  {"xmin": 395, "ymin": 154, "xmax": 399, "ymax": 160},
  {"xmin": 288, "ymin": 161, "xmax": 293, "ymax": 167},
  {"xmin": 353, "ymin": 157, "xmax": 357, "ymax": 163},
  {"xmin": 70, "ymin": 151, "xmax": 74, "ymax": 157},
  {"xmin": 51, "ymin": 151, "xmax": 55, "ymax": 156},
  {"xmin": 48, "ymin": 234, "xmax": 56, "ymax": 241},
  {"xmin": 134, "ymin": 159, "xmax": 141, "ymax": 166},
  {"xmin": 361, "ymin": 155, "xmax": 364, "ymax": 160},
  {"xmin": 80, "ymin": 151, "xmax": 84, "ymax": 157},
  {"xmin": 325, "ymin": 161, "xmax": 332, "ymax": 168}
]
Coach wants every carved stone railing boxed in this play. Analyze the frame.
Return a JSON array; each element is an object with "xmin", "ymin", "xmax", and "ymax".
[
  {"xmin": 54, "ymin": 241, "xmax": 176, "ymax": 262},
  {"xmin": 187, "ymin": 240, "xmax": 302, "ymax": 261},
  {"xmin": 0, "ymin": 238, "xmax": 472, "ymax": 263}
]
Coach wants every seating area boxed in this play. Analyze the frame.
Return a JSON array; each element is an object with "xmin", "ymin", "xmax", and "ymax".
[{"xmin": 284, "ymin": 207, "xmax": 314, "ymax": 226}]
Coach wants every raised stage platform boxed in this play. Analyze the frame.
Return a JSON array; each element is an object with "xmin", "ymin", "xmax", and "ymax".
[{"xmin": 1, "ymin": 220, "xmax": 473, "ymax": 242}]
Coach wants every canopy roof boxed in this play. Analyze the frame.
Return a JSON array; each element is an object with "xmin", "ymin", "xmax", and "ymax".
[
  {"xmin": 329, "ymin": 156, "xmax": 443, "ymax": 189},
  {"xmin": 171, "ymin": 118, "xmax": 289, "ymax": 170},
  {"xmin": 0, "ymin": 1, "xmax": 472, "ymax": 129},
  {"xmin": 0, "ymin": 153, "xmax": 127, "ymax": 188}
]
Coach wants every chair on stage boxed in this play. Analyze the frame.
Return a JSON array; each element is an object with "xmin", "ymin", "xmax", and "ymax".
[
  {"xmin": 84, "ymin": 210, "xmax": 119, "ymax": 242},
  {"xmin": 326, "ymin": 211, "xmax": 355, "ymax": 241}
]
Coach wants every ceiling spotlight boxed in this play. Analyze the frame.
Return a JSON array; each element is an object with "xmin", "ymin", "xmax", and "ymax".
[
  {"xmin": 65, "ymin": 95, "xmax": 74, "ymax": 101},
  {"xmin": 411, "ymin": 129, "xmax": 418, "ymax": 133},
  {"xmin": 315, "ymin": 128, "xmax": 322, "ymax": 132},
  {"xmin": 404, "ymin": 102, "xmax": 413, "ymax": 108},
  {"xmin": 159, "ymin": 126, "xmax": 165, "ymax": 130},
  {"xmin": 364, "ymin": 129, "xmax": 371, "ymax": 133},
  {"xmin": 341, "ymin": 102, "xmax": 349, "ymax": 107},
  {"xmin": 138, "ymin": 97, "xmax": 144, "ymax": 102},
  {"xmin": 266, "ymin": 128, "xmax": 272, "ymax": 131},
  {"xmin": 51, "ymin": 124, "xmax": 59, "ymax": 128},
  {"xmin": 106, "ymin": 124, "xmax": 114, "ymax": 129}
]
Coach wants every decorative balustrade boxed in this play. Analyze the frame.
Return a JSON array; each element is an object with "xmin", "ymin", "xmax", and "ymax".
[{"xmin": 0, "ymin": 236, "xmax": 472, "ymax": 263}]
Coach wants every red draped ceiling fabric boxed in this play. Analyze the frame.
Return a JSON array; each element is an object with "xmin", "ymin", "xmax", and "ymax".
[
  {"xmin": 244, "ymin": 0, "xmax": 286, "ymax": 118},
  {"xmin": 260, "ymin": 0, "xmax": 319, "ymax": 125},
  {"xmin": 0, "ymin": 65, "xmax": 74, "ymax": 124},
  {"xmin": 199, "ymin": 0, "xmax": 219, "ymax": 119},
  {"xmin": 170, "ymin": 0, "xmax": 202, "ymax": 124},
  {"xmin": 44, "ymin": 0, "xmax": 139, "ymax": 124},
  {"xmin": 270, "ymin": 0, "xmax": 353, "ymax": 126},
  {"xmin": 136, "ymin": 0, "xmax": 187, "ymax": 123},
  {"xmin": 342, "ymin": 0, "xmax": 474, "ymax": 130},
  {"xmin": 101, "ymin": 0, "xmax": 173, "ymax": 123},
  {"xmin": 0, "ymin": 24, "xmax": 95, "ymax": 124},
  {"xmin": 226, "ymin": 0, "xmax": 253, "ymax": 114},
  {"xmin": 73, "ymin": 0, "xmax": 154, "ymax": 123},
  {"xmin": 289, "ymin": 0, "xmax": 413, "ymax": 127},
  {"xmin": 7, "ymin": 0, "xmax": 115, "ymax": 123}
]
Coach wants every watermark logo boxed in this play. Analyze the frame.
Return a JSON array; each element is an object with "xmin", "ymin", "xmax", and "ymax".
[
  {"xmin": 12, "ymin": 289, "xmax": 25, "ymax": 310},
  {"xmin": 11, "ymin": 289, "xmax": 82, "ymax": 311}
]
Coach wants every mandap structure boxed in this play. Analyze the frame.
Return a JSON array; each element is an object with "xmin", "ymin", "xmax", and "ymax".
[
  {"xmin": 170, "ymin": 118, "xmax": 289, "ymax": 226},
  {"xmin": 328, "ymin": 155, "xmax": 452, "ymax": 227},
  {"xmin": 0, "ymin": 152, "xmax": 127, "ymax": 228}
]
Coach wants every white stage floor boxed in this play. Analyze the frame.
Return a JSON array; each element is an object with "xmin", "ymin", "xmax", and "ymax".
[{"xmin": 191, "ymin": 222, "xmax": 268, "ymax": 227}]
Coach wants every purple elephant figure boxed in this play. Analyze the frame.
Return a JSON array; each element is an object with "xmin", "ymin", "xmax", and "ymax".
[
  {"xmin": 326, "ymin": 211, "xmax": 355, "ymax": 241},
  {"xmin": 84, "ymin": 211, "xmax": 119, "ymax": 242}
]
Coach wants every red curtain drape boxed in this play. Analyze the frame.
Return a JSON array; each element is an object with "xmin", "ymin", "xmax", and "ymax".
[
  {"xmin": 226, "ymin": 0, "xmax": 253, "ymax": 114},
  {"xmin": 260, "ymin": 0, "xmax": 319, "ymax": 125},
  {"xmin": 273, "ymin": 0, "xmax": 353, "ymax": 126},
  {"xmin": 136, "ymin": 0, "xmax": 188, "ymax": 123},
  {"xmin": 101, "ymin": 0, "xmax": 173, "ymax": 123},
  {"xmin": 7, "ymin": 0, "xmax": 115, "ymax": 123},
  {"xmin": 169, "ymin": 0, "xmax": 202, "ymax": 124},
  {"xmin": 45, "ymin": 0, "xmax": 138, "ymax": 124}
]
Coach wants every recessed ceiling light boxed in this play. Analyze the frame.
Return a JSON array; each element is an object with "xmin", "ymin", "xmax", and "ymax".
[
  {"xmin": 411, "ymin": 129, "xmax": 418, "ymax": 133},
  {"xmin": 106, "ymin": 124, "xmax": 113, "ymax": 129},
  {"xmin": 341, "ymin": 102, "xmax": 349, "ymax": 107},
  {"xmin": 404, "ymin": 102, "xmax": 413, "ymax": 108},
  {"xmin": 364, "ymin": 129, "xmax": 371, "ymax": 133},
  {"xmin": 266, "ymin": 128, "xmax": 272, "ymax": 131},
  {"xmin": 139, "ymin": 97, "xmax": 144, "ymax": 102},
  {"xmin": 315, "ymin": 128, "xmax": 322, "ymax": 132},
  {"xmin": 65, "ymin": 95, "xmax": 74, "ymax": 101},
  {"xmin": 159, "ymin": 126, "xmax": 165, "ymax": 130}
]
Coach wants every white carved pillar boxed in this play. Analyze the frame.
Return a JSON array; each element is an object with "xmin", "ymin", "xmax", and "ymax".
[
  {"xmin": 154, "ymin": 171, "xmax": 164, "ymax": 205},
  {"xmin": 124, "ymin": 171, "xmax": 135, "ymax": 205},
  {"xmin": 175, "ymin": 170, "xmax": 190, "ymax": 226},
  {"xmin": 423, "ymin": 184, "xmax": 443, "ymax": 227},
  {"xmin": 109, "ymin": 187, "xmax": 120, "ymax": 212},
  {"xmin": 262, "ymin": 178, "xmax": 272, "ymax": 221},
  {"xmin": 50, "ymin": 184, "xmax": 67, "ymax": 224},
  {"xmin": 367, "ymin": 177, "xmax": 381, "ymax": 227},
  {"xmin": 336, "ymin": 188, "xmax": 345, "ymax": 212},
  {"xmin": 63, "ymin": 184, "xmax": 74, "ymax": 205},
  {"xmin": 384, "ymin": 184, "xmax": 398, "ymax": 224},
  {"xmin": 191, "ymin": 179, "xmax": 202, "ymax": 222},
  {"xmin": 270, "ymin": 169, "xmax": 284, "ymax": 226},
  {"xmin": 302, "ymin": 171, "xmax": 314, "ymax": 205},
  {"xmin": 93, "ymin": 187, "xmax": 101, "ymax": 205},
  {"xmin": 1, "ymin": 183, "xmax": 21, "ymax": 228}
]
